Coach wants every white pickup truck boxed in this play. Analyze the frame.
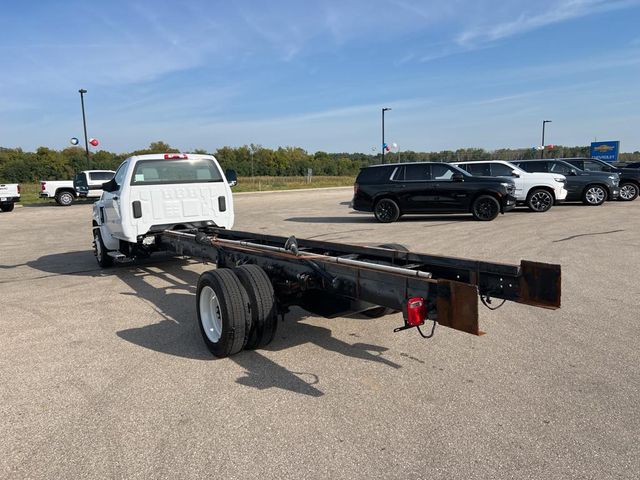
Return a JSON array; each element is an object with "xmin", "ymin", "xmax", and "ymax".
[
  {"xmin": 92, "ymin": 153, "xmax": 236, "ymax": 266},
  {"xmin": 453, "ymin": 160, "xmax": 568, "ymax": 212},
  {"xmin": 40, "ymin": 170, "xmax": 115, "ymax": 206},
  {"xmin": 0, "ymin": 183, "xmax": 20, "ymax": 212}
]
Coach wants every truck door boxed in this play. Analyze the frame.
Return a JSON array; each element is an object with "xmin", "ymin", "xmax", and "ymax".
[{"xmin": 103, "ymin": 162, "xmax": 128, "ymax": 239}]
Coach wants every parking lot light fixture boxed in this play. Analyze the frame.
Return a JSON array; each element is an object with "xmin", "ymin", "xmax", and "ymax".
[{"xmin": 382, "ymin": 107, "xmax": 391, "ymax": 164}]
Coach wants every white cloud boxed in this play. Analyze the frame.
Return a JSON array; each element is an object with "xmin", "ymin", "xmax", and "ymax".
[{"xmin": 457, "ymin": 0, "xmax": 640, "ymax": 46}]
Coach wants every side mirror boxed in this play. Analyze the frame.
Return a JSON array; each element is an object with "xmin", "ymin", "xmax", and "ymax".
[
  {"xmin": 569, "ymin": 169, "xmax": 578, "ymax": 176},
  {"xmin": 511, "ymin": 171, "xmax": 520, "ymax": 178},
  {"xmin": 452, "ymin": 172, "xmax": 464, "ymax": 182},
  {"xmin": 226, "ymin": 169, "xmax": 238, "ymax": 187},
  {"xmin": 101, "ymin": 178, "xmax": 118, "ymax": 192}
]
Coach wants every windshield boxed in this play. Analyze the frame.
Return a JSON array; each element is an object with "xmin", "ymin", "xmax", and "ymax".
[{"xmin": 130, "ymin": 159, "xmax": 223, "ymax": 185}]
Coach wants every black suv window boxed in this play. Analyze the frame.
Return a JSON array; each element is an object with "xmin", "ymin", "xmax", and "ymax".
[
  {"xmin": 490, "ymin": 163, "xmax": 515, "ymax": 176},
  {"xmin": 356, "ymin": 166, "xmax": 393, "ymax": 184},
  {"xmin": 463, "ymin": 163, "xmax": 491, "ymax": 176},
  {"xmin": 431, "ymin": 163, "xmax": 455, "ymax": 180},
  {"xmin": 549, "ymin": 161, "xmax": 573, "ymax": 174},
  {"xmin": 517, "ymin": 161, "xmax": 548, "ymax": 173},
  {"xmin": 404, "ymin": 164, "xmax": 431, "ymax": 181},
  {"xmin": 582, "ymin": 160, "xmax": 609, "ymax": 172}
]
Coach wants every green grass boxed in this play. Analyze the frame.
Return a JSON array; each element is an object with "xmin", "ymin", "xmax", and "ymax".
[{"xmin": 16, "ymin": 176, "xmax": 355, "ymax": 204}]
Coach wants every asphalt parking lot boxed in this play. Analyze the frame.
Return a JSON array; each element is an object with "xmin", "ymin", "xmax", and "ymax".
[{"xmin": 1, "ymin": 188, "xmax": 639, "ymax": 479}]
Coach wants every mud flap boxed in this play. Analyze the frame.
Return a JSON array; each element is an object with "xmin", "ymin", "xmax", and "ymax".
[
  {"xmin": 436, "ymin": 280, "xmax": 482, "ymax": 335},
  {"xmin": 518, "ymin": 261, "xmax": 561, "ymax": 309}
]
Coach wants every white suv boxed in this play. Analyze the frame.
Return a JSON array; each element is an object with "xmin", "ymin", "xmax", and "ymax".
[{"xmin": 453, "ymin": 160, "xmax": 567, "ymax": 212}]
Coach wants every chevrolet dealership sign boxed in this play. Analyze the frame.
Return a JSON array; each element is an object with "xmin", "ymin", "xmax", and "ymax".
[{"xmin": 590, "ymin": 141, "xmax": 620, "ymax": 162}]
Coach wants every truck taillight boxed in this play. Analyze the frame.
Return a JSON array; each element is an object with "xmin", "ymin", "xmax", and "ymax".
[
  {"xmin": 17, "ymin": 184, "xmax": 21, "ymax": 194},
  {"xmin": 406, "ymin": 297, "xmax": 427, "ymax": 327},
  {"xmin": 164, "ymin": 154, "xmax": 188, "ymax": 159},
  {"xmin": 41, "ymin": 182, "xmax": 46, "ymax": 191}
]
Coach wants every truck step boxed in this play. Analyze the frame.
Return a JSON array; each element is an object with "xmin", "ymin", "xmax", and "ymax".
[{"xmin": 106, "ymin": 251, "xmax": 131, "ymax": 263}]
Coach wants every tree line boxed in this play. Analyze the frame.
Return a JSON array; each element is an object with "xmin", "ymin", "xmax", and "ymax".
[{"xmin": 1, "ymin": 141, "xmax": 639, "ymax": 183}]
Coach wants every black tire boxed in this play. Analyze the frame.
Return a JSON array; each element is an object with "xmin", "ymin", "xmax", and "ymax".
[
  {"xmin": 0, "ymin": 203, "xmax": 14, "ymax": 212},
  {"xmin": 582, "ymin": 185, "xmax": 607, "ymax": 205},
  {"xmin": 93, "ymin": 229, "xmax": 113, "ymax": 268},
  {"xmin": 373, "ymin": 198, "xmax": 400, "ymax": 223},
  {"xmin": 55, "ymin": 190, "xmax": 75, "ymax": 206},
  {"xmin": 618, "ymin": 182, "xmax": 639, "ymax": 201},
  {"xmin": 196, "ymin": 269, "xmax": 251, "ymax": 358},
  {"xmin": 233, "ymin": 264, "xmax": 278, "ymax": 350},
  {"xmin": 526, "ymin": 188, "xmax": 554, "ymax": 212},
  {"xmin": 362, "ymin": 243, "xmax": 409, "ymax": 318},
  {"xmin": 471, "ymin": 195, "xmax": 500, "ymax": 221}
]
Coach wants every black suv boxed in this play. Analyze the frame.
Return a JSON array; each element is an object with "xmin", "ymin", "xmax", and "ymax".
[
  {"xmin": 352, "ymin": 162, "xmax": 516, "ymax": 222},
  {"xmin": 512, "ymin": 159, "xmax": 619, "ymax": 206},
  {"xmin": 562, "ymin": 157, "xmax": 639, "ymax": 201}
]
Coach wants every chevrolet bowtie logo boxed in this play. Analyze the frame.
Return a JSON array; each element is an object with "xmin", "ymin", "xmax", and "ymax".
[{"xmin": 594, "ymin": 144, "xmax": 615, "ymax": 152}]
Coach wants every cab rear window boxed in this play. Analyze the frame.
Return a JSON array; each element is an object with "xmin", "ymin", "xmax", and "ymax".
[{"xmin": 131, "ymin": 159, "xmax": 223, "ymax": 185}]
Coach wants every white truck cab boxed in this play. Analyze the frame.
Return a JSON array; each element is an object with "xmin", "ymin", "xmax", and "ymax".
[
  {"xmin": 93, "ymin": 153, "xmax": 236, "ymax": 265},
  {"xmin": 453, "ymin": 160, "xmax": 568, "ymax": 212}
]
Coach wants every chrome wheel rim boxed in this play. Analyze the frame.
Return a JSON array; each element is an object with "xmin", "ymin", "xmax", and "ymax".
[
  {"xmin": 199, "ymin": 286, "xmax": 223, "ymax": 343},
  {"xmin": 620, "ymin": 184, "xmax": 637, "ymax": 200},
  {"xmin": 61, "ymin": 193, "xmax": 73, "ymax": 205},
  {"xmin": 586, "ymin": 187, "xmax": 605, "ymax": 204},
  {"xmin": 530, "ymin": 191, "xmax": 553, "ymax": 211}
]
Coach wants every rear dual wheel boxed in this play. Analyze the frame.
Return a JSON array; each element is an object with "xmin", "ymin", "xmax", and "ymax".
[{"xmin": 196, "ymin": 266, "xmax": 277, "ymax": 357}]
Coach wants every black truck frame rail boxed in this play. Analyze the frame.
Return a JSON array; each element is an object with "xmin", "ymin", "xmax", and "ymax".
[{"xmin": 159, "ymin": 227, "xmax": 561, "ymax": 337}]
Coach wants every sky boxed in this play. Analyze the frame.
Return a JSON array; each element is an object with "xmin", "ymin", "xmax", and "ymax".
[{"xmin": 1, "ymin": 0, "xmax": 640, "ymax": 153}]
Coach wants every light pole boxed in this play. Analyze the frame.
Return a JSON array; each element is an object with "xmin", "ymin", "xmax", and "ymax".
[
  {"xmin": 541, "ymin": 120, "xmax": 552, "ymax": 159},
  {"xmin": 78, "ymin": 89, "xmax": 90, "ymax": 168},
  {"xmin": 382, "ymin": 107, "xmax": 391, "ymax": 163}
]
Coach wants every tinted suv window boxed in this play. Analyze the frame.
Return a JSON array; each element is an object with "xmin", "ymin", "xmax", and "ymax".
[
  {"xmin": 405, "ymin": 164, "xmax": 431, "ymax": 181},
  {"xmin": 517, "ymin": 161, "xmax": 548, "ymax": 173},
  {"xmin": 431, "ymin": 163, "xmax": 455, "ymax": 180},
  {"xmin": 549, "ymin": 161, "xmax": 573, "ymax": 174},
  {"xmin": 490, "ymin": 163, "xmax": 514, "ymax": 176},
  {"xmin": 464, "ymin": 163, "xmax": 491, "ymax": 176},
  {"xmin": 582, "ymin": 160, "xmax": 608, "ymax": 172},
  {"xmin": 356, "ymin": 166, "xmax": 393, "ymax": 184}
]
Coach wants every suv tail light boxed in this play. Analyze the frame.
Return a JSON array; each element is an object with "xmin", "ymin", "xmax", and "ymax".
[{"xmin": 354, "ymin": 183, "xmax": 359, "ymax": 194}]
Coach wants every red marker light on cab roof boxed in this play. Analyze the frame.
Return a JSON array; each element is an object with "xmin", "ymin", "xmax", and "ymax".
[{"xmin": 164, "ymin": 154, "xmax": 188, "ymax": 159}]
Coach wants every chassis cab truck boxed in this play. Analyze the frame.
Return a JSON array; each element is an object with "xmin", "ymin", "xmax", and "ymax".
[
  {"xmin": 92, "ymin": 153, "xmax": 561, "ymax": 358},
  {"xmin": 93, "ymin": 153, "xmax": 236, "ymax": 265}
]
